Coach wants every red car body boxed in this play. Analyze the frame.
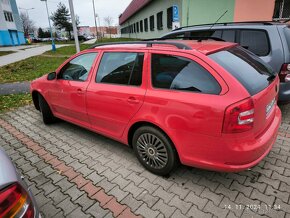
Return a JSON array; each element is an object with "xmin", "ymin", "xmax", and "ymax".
[{"xmin": 31, "ymin": 40, "xmax": 281, "ymax": 172}]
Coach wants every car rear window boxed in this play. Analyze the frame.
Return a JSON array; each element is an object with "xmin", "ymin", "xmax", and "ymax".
[
  {"xmin": 209, "ymin": 46, "xmax": 275, "ymax": 96},
  {"xmin": 284, "ymin": 27, "xmax": 290, "ymax": 52}
]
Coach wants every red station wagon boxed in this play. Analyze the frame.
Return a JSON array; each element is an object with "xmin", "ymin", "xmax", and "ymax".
[{"xmin": 30, "ymin": 40, "xmax": 281, "ymax": 175}]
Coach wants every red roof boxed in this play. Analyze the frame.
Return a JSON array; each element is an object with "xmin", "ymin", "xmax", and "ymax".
[{"xmin": 119, "ymin": 0, "xmax": 152, "ymax": 25}]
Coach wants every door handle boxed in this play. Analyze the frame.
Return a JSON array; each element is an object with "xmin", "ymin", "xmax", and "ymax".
[{"xmin": 127, "ymin": 96, "xmax": 139, "ymax": 104}]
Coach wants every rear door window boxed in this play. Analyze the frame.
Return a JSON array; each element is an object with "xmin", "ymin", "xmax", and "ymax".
[
  {"xmin": 239, "ymin": 30, "xmax": 270, "ymax": 56},
  {"xmin": 151, "ymin": 54, "xmax": 221, "ymax": 94},
  {"xmin": 209, "ymin": 46, "xmax": 275, "ymax": 96}
]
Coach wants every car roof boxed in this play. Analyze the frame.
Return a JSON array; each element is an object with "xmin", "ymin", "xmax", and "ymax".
[
  {"xmin": 162, "ymin": 22, "xmax": 289, "ymax": 38},
  {"xmin": 90, "ymin": 40, "xmax": 237, "ymax": 55},
  {"xmin": 172, "ymin": 21, "xmax": 289, "ymax": 31}
]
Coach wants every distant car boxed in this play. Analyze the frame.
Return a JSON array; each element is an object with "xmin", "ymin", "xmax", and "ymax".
[
  {"xmin": 31, "ymin": 40, "xmax": 281, "ymax": 175},
  {"xmin": 86, "ymin": 35, "xmax": 95, "ymax": 40},
  {"xmin": 162, "ymin": 22, "xmax": 290, "ymax": 103},
  {"xmin": 0, "ymin": 148, "xmax": 40, "ymax": 217},
  {"xmin": 56, "ymin": 37, "xmax": 69, "ymax": 42},
  {"xmin": 78, "ymin": 35, "xmax": 88, "ymax": 41}
]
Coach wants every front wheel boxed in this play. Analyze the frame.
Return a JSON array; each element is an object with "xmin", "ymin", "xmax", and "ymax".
[
  {"xmin": 38, "ymin": 94, "xmax": 57, "ymax": 124},
  {"xmin": 132, "ymin": 126, "xmax": 178, "ymax": 176}
]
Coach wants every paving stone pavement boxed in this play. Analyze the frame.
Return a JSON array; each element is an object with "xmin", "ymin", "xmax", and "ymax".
[{"xmin": 0, "ymin": 104, "xmax": 290, "ymax": 218}]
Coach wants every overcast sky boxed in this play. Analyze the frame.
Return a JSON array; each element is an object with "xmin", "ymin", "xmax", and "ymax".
[{"xmin": 16, "ymin": 0, "xmax": 132, "ymax": 28}]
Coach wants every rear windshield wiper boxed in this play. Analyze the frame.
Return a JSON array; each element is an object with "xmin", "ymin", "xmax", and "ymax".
[{"xmin": 267, "ymin": 75, "xmax": 276, "ymax": 81}]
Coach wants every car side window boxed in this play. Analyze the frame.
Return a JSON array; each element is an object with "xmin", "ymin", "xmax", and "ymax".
[
  {"xmin": 239, "ymin": 30, "xmax": 270, "ymax": 56},
  {"xmin": 151, "ymin": 54, "xmax": 221, "ymax": 94},
  {"xmin": 96, "ymin": 52, "xmax": 144, "ymax": 86},
  {"xmin": 222, "ymin": 30, "xmax": 235, "ymax": 42},
  {"xmin": 189, "ymin": 30, "xmax": 222, "ymax": 38},
  {"xmin": 58, "ymin": 53, "xmax": 98, "ymax": 81}
]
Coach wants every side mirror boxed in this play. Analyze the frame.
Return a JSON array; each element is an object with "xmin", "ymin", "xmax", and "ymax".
[{"xmin": 47, "ymin": 72, "xmax": 56, "ymax": 80}]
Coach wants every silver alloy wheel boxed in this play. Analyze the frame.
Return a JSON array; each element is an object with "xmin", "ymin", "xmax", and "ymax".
[{"xmin": 136, "ymin": 133, "xmax": 168, "ymax": 169}]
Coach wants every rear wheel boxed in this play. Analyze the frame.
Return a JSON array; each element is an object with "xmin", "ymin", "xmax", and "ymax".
[
  {"xmin": 38, "ymin": 94, "xmax": 56, "ymax": 124},
  {"xmin": 132, "ymin": 126, "xmax": 178, "ymax": 176}
]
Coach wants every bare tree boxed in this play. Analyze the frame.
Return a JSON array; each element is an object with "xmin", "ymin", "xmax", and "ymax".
[
  {"xmin": 104, "ymin": 16, "xmax": 113, "ymax": 38},
  {"xmin": 20, "ymin": 12, "xmax": 35, "ymax": 37}
]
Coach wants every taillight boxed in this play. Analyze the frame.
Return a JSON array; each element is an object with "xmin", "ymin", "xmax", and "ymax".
[
  {"xmin": 223, "ymin": 98, "xmax": 254, "ymax": 133},
  {"xmin": 279, "ymin": 63, "xmax": 290, "ymax": 82},
  {"xmin": 0, "ymin": 183, "xmax": 34, "ymax": 218}
]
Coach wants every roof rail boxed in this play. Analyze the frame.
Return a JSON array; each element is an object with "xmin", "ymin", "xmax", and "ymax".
[
  {"xmin": 173, "ymin": 21, "xmax": 274, "ymax": 31},
  {"xmin": 145, "ymin": 36, "xmax": 225, "ymax": 42},
  {"xmin": 88, "ymin": 41, "xmax": 193, "ymax": 50}
]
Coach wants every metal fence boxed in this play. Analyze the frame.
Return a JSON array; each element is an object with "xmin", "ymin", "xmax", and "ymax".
[{"xmin": 273, "ymin": 0, "xmax": 290, "ymax": 20}]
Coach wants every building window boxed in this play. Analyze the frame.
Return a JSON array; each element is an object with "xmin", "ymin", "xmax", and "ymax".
[
  {"xmin": 140, "ymin": 20, "xmax": 143, "ymax": 32},
  {"xmin": 144, "ymin": 18, "xmax": 148, "ymax": 32},
  {"xmin": 136, "ymin": 22, "xmax": 139, "ymax": 32},
  {"xmin": 150, "ymin": 15, "xmax": 154, "ymax": 31},
  {"xmin": 273, "ymin": 0, "xmax": 290, "ymax": 20},
  {"xmin": 133, "ymin": 23, "xmax": 136, "ymax": 33},
  {"xmin": 157, "ymin": 11, "xmax": 163, "ymax": 30},
  {"xmin": 167, "ymin": 7, "xmax": 173, "ymax": 29},
  {"xmin": 4, "ymin": 11, "xmax": 13, "ymax": 22}
]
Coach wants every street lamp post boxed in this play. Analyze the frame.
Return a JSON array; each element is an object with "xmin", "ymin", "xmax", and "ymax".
[
  {"xmin": 96, "ymin": 14, "xmax": 101, "ymax": 40},
  {"xmin": 40, "ymin": 0, "xmax": 56, "ymax": 51},
  {"xmin": 19, "ymin": 7, "xmax": 34, "ymax": 37},
  {"xmin": 68, "ymin": 0, "xmax": 80, "ymax": 53},
  {"xmin": 92, "ymin": 0, "xmax": 98, "ymax": 41},
  {"xmin": 19, "ymin": 7, "xmax": 34, "ymax": 18}
]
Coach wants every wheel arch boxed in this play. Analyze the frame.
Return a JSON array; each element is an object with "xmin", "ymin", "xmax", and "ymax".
[
  {"xmin": 127, "ymin": 121, "xmax": 180, "ymax": 157},
  {"xmin": 31, "ymin": 90, "xmax": 41, "ymax": 111}
]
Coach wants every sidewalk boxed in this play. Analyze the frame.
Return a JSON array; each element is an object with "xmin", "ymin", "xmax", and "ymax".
[{"xmin": 0, "ymin": 44, "xmax": 70, "ymax": 67}]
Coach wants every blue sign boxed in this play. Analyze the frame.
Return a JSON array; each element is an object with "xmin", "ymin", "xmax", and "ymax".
[{"xmin": 173, "ymin": 5, "xmax": 179, "ymax": 22}]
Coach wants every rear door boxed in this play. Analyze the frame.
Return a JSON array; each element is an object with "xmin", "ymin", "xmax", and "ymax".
[{"xmin": 86, "ymin": 50, "xmax": 147, "ymax": 138}]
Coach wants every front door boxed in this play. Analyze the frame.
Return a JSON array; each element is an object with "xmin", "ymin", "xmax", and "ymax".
[
  {"xmin": 86, "ymin": 51, "xmax": 147, "ymax": 138},
  {"xmin": 49, "ymin": 52, "xmax": 98, "ymax": 126}
]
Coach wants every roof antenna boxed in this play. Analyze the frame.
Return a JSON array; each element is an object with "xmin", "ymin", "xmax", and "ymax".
[{"xmin": 198, "ymin": 10, "xmax": 228, "ymax": 42}]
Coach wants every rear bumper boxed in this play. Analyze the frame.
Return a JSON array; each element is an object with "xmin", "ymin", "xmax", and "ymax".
[
  {"xmin": 278, "ymin": 82, "xmax": 290, "ymax": 103},
  {"xmin": 179, "ymin": 106, "xmax": 281, "ymax": 172}
]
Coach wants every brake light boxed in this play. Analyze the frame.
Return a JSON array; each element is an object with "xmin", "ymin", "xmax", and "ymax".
[
  {"xmin": 279, "ymin": 64, "xmax": 290, "ymax": 82},
  {"xmin": 0, "ymin": 183, "xmax": 34, "ymax": 218},
  {"xmin": 223, "ymin": 98, "xmax": 254, "ymax": 133}
]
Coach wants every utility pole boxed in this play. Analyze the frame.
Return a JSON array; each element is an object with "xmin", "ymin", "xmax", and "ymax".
[
  {"xmin": 68, "ymin": 0, "xmax": 80, "ymax": 53},
  {"xmin": 92, "ymin": 0, "xmax": 98, "ymax": 41},
  {"xmin": 40, "ymin": 0, "xmax": 56, "ymax": 51}
]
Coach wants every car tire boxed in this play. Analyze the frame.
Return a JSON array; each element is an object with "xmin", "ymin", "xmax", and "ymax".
[
  {"xmin": 132, "ymin": 126, "xmax": 178, "ymax": 176},
  {"xmin": 38, "ymin": 94, "xmax": 56, "ymax": 124}
]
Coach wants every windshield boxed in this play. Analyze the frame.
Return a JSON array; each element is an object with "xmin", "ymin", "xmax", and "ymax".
[{"xmin": 209, "ymin": 46, "xmax": 275, "ymax": 96}]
